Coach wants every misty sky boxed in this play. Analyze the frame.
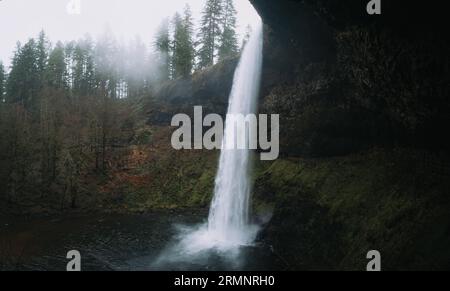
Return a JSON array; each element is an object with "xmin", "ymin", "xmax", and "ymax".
[{"xmin": 0, "ymin": 0, "xmax": 260, "ymax": 68}]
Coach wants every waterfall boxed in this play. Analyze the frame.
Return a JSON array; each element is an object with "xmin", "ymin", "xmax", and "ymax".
[
  {"xmin": 152, "ymin": 18, "xmax": 264, "ymax": 269},
  {"xmin": 207, "ymin": 17, "xmax": 263, "ymax": 246}
]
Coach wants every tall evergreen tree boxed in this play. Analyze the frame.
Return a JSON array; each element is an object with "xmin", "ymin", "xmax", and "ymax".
[
  {"xmin": 171, "ymin": 12, "xmax": 183, "ymax": 79},
  {"xmin": 0, "ymin": 62, "xmax": 5, "ymax": 101},
  {"xmin": 218, "ymin": 0, "xmax": 239, "ymax": 61},
  {"xmin": 45, "ymin": 41, "xmax": 68, "ymax": 90},
  {"xmin": 73, "ymin": 42, "xmax": 88, "ymax": 96},
  {"xmin": 197, "ymin": 0, "xmax": 223, "ymax": 69},
  {"xmin": 6, "ymin": 42, "xmax": 22, "ymax": 103},
  {"xmin": 181, "ymin": 4, "xmax": 195, "ymax": 76},
  {"xmin": 36, "ymin": 30, "xmax": 50, "ymax": 80},
  {"xmin": 6, "ymin": 39, "xmax": 40, "ymax": 108},
  {"xmin": 154, "ymin": 18, "xmax": 171, "ymax": 81},
  {"xmin": 172, "ymin": 6, "xmax": 195, "ymax": 78}
]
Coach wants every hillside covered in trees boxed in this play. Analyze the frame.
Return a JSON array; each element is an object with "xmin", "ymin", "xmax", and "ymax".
[{"xmin": 0, "ymin": 0, "xmax": 244, "ymax": 214}]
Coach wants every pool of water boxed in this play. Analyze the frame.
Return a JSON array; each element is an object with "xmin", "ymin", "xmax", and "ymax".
[{"xmin": 0, "ymin": 211, "xmax": 285, "ymax": 271}]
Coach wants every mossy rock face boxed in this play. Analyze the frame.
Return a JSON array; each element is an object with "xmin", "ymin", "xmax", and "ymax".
[
  {"xmin": 133, "ymin": 128, "xmax": 153, "ymax": 145},
  {"xmin": 188, "ymin": 170, "xmax": 216, "ymax": 208},
  {"xmin": 146, "ymin": 57, "xmax": 239, "ymax": 127},
  {"xmin": 254, "ymin": 149, "xmax": 450, "ymax": 270}
]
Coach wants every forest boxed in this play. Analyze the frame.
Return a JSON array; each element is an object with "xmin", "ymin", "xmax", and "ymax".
[{"xmin": 0, "ymin": 0, "xmax": 245, "ymax": 212}]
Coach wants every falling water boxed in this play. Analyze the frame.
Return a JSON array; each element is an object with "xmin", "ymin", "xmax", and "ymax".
[
  {"xmin": 150, "ymin": 18, "xmax": 265, "ymax": 271},
  {"xmin": 207, "ymin": 17, "xmax": 264, "ymax": 246},
  {"xmin": 153, "ymin": 18, "xmax": 264, "ymax": 266}
]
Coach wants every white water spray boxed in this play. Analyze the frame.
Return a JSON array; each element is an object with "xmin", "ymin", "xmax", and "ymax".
[{"xmin": 207, "ymin": 17, "xmax": 264, "ymax": 247}]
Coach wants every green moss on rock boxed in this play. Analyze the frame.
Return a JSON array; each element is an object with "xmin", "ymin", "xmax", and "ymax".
[{"xmin": 254, "ymin": 148, "xmax": 450, "ymax": 270}]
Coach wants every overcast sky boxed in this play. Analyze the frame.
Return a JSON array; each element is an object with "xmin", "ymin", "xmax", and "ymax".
[{"xmin": 0, "ymin": 0, "xmax": 260, "ymax": 68}]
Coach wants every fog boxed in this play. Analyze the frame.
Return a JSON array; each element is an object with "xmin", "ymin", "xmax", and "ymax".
[{"xmin": 0, "ymin": 0, "xmax": 260, "ymax": 68}]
